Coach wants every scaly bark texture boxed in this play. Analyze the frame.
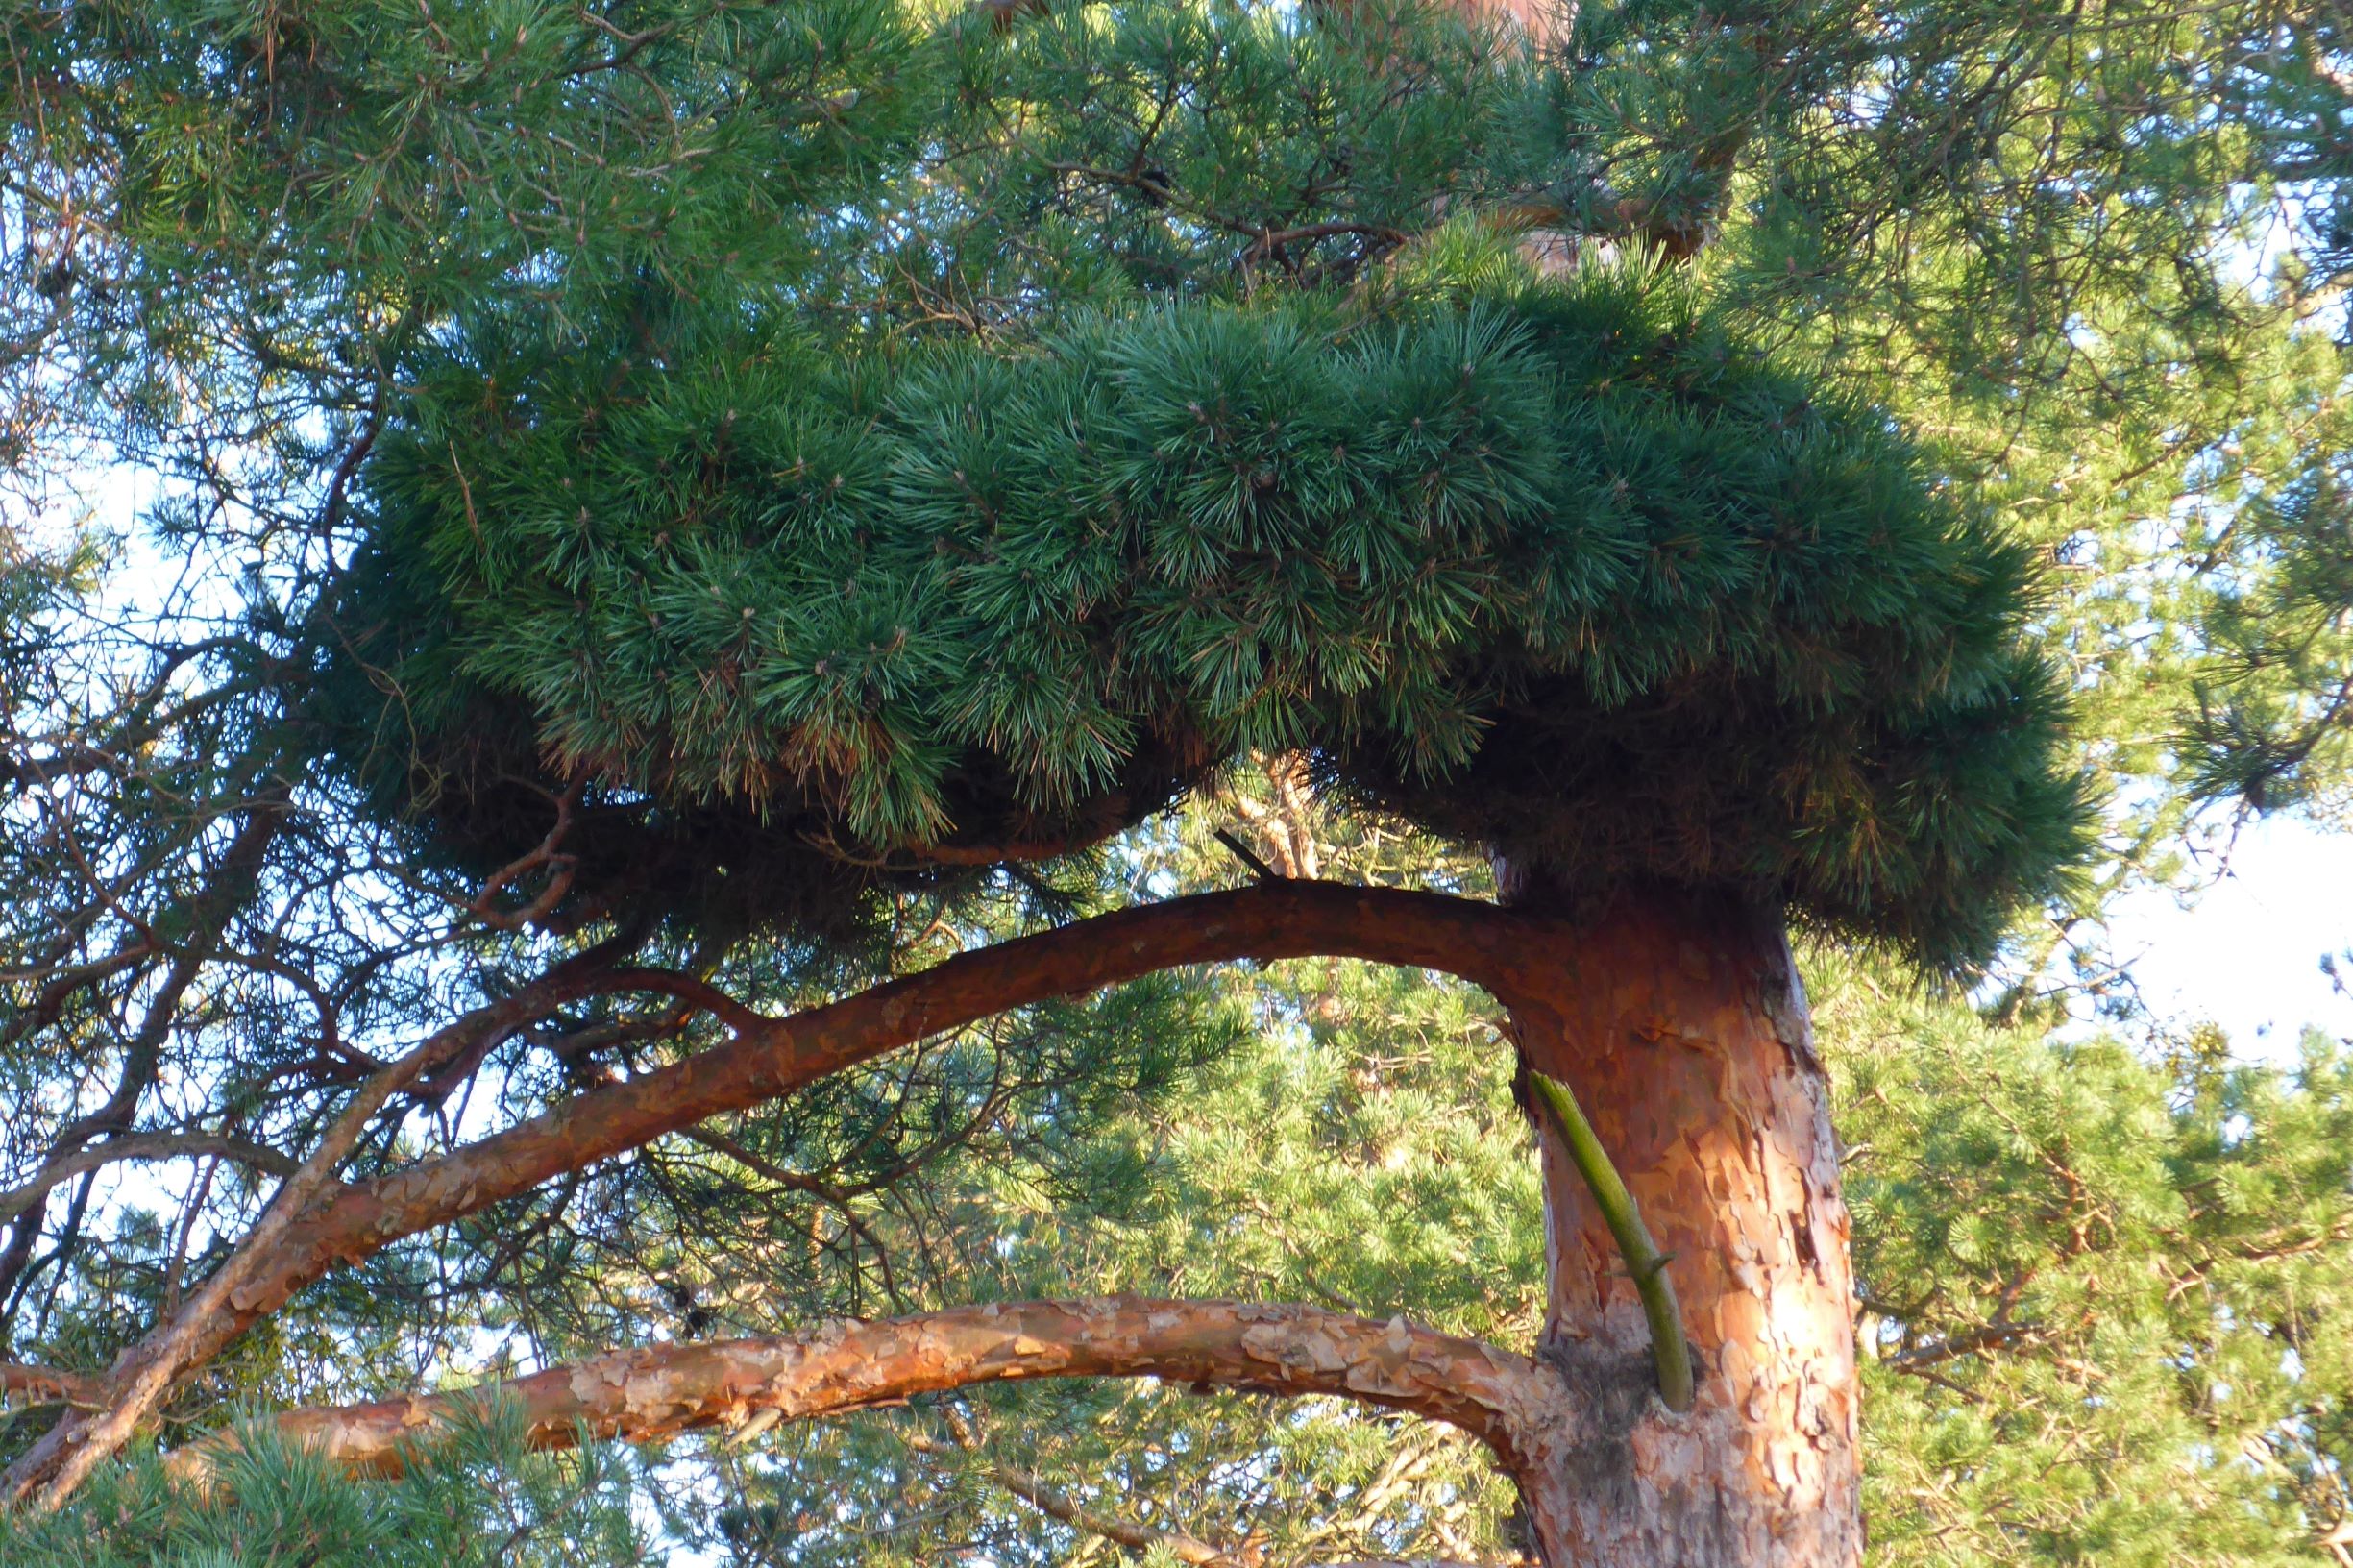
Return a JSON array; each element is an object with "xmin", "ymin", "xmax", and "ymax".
[
  {"xmin": 1502, "ymin": 882, "xmax": 1861, "ymax": 1567},
  {"xmin": 0, "ymin": 1364, "xmax": 99, "ymax": 1407},
  {"xmin": 174, "ymin": 1298, "xmax": 1581, "ymax": 1485}
]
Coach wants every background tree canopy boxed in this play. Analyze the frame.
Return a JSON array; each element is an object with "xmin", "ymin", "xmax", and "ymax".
[{"xmin": 0, "ymin": 0, "xmax": 2351, "ymax": 1562}]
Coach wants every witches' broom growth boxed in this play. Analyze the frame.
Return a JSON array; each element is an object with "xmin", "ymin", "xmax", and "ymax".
[{"xmin": 338, "ymin": 263, "xmax": 2085, "ymax": 969}]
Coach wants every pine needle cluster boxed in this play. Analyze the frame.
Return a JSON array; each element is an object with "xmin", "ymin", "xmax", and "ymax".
[
  {"xmin": 0, "ymin": 1407, "xmax": 642, "ymax": 1567},
  {"xmin": 333, "ymin": 250, "xmax": 2088, "ymax": 968}
]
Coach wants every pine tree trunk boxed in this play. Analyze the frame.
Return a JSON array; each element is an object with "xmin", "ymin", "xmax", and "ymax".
[{"xmin": 1499, "ymin": 883, "xmax": 1861, "ymax": 1566}]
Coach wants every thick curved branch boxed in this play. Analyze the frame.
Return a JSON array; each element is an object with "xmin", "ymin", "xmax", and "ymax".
[
  {"xmin": 177, "ymin": 1297, "xmax": 1578, "ymax": 1484},
  {"xmin": 264, "ymin": 885, "xmax": 1530, "ymax": 1321},
  {"xmin": 34, "ymin": 883, "xmax": 1541, "ymax": 1507}
]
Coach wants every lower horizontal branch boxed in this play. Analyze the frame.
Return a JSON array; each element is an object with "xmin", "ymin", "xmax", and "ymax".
[{"xmin": 178, "ymin": 1296, "xmax": 1579, "ymax": 1482}]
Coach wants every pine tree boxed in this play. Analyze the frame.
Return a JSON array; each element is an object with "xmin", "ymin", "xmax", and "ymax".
[{"xmin": 2, "ymin": 1, "xmax": 2350, "ymax": 1563}]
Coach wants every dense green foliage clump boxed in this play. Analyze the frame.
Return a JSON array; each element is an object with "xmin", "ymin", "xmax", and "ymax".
[{"xmin": 345, "ymin": 263, "xmax": 2085, "ymax": 965}]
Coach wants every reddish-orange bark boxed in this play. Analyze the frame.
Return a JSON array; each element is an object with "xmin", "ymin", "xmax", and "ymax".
[
  {"xmin": 1503, "ymin": 885, "xmax": 1861, "ymax": 1567},
  {"xmin": 22, "ymin": 876, "xmax": 1866, "ymax": 1564},
  {"xmin": 175, "ymin": 1297, "xmax": 1579, "ymax": 1485},
  {"xmin": 1453, "ymin": 0, "xmax": 1572, "ymax": 52},
  {"xmin": 33, "ymin": 884, "xmax": 1525, "ymax": 1481}
]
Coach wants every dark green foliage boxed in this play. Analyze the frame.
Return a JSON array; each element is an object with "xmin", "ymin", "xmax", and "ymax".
[{"xmin": 338, "ymin": 257, "xmax": 2087, "ymax": 967}]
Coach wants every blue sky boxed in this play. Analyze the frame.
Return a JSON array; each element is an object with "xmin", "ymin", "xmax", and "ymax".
[{"xmin": 2106, "ymin": 813, "xmax": 2353, "ymax": 1057}]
